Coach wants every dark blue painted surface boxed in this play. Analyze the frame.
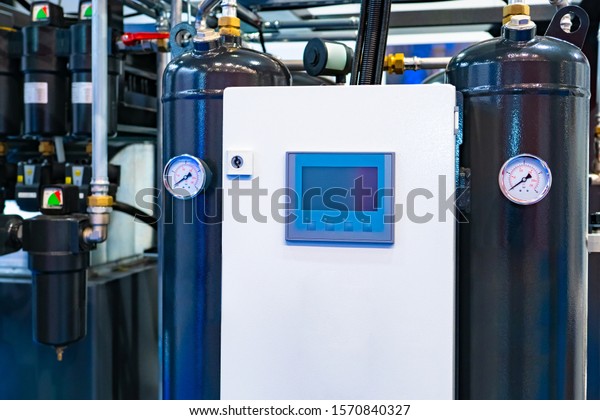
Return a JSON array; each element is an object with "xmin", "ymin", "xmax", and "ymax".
[
  {"xmin": 0, "ymin": 268, "xmax": 159, "ymax": 399},
  {"xmin": 447, "ymin": 25, "xmax": 590, "ymax": 399},
  {"xmin": 160, "ymin": 35, "xmax": 290, "ymax": 400}
]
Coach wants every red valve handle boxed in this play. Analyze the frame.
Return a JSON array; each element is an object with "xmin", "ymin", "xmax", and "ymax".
[{"xmin": 121, "ymin": 32, "xmax": 170, "ymax": 46}]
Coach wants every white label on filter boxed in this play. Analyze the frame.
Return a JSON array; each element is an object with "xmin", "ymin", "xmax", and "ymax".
[
  {"xmin": 24, "ymin": 82, "xmax": 48, "ymax": 104},
  {"xmin": 72, "ymin": 82, "xmax": 93, "ymax": 104},
  {"xmin": 17, "ymin": 192, "xmax": 37, "ymax": 199}
]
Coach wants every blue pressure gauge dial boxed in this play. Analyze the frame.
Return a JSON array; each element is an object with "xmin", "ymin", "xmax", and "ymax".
[
  {"xmin": 499, "ymin": 154, "xmax": 552, "ymax": 205},
  {"xmin": 163, "ymin": 154, "xmax": 212, "ymax": 200}
]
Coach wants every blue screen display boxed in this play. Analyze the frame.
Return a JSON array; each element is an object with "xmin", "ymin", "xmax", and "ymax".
[
  {"xmin": 286, "ymin": 152, "xmax": 394, "ymax": 245},
  {"xmin": 301, "ymin": 166, "xmax": 379, "ymax": 212}
]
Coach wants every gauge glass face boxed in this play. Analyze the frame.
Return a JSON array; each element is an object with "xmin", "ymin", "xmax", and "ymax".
[
  {"xmin": 163, "ymin": 154, "xmax": 206, "ymax": 199},
  {"xmin": 499, "ymin": 154, "xmax": 552, "ymax": 205}
]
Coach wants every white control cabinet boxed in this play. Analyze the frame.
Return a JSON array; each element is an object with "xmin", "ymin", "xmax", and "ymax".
[{"xmin": 221, "ymin": 85, "xmax": 457, "ymax": 399}]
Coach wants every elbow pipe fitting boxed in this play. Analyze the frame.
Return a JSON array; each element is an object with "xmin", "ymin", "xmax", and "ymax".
[
  {"xmin": 83, "ymin": 212, "xmax": 111, "ymax": 245},
  {"xmin": 85, "ymin": 195, "xmax": 113, "ymax": 244}
]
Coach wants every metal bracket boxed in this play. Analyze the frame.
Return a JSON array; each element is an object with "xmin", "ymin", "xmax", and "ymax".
[
  {"xmin": 170, "ymin": 22, "xmax": 196, "ymax": 58},
  {"xmin": 545, "ymin": 5, "xmax": 589, "ymax": 50}
]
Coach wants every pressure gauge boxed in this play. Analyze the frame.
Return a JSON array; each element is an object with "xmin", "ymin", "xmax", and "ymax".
[
  {"xmin": 163, "ymin": 154, "xmax": 212, "ymax": 200},
  {"xmin": 499, "ymin": 154, "xmax": 552, "ymax": 205}
]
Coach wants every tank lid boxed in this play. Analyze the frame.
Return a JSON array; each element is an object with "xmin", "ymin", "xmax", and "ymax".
[
  {"xmin": 503, "ymin": 14, "xmax": 536, "ymax": 42},
  {"xmin": 506, "ymin": 15, "xmax": 535, "ymax": 30},
  {"xmin": 194, "ymin": 28, "xmax": 219, "ymax": 42}
]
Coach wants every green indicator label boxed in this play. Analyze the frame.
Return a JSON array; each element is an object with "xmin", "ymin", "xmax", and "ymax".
[
  {"xmin": 33, "ymin": 4, "xmax": 49, "ymax": 21},
  {"xmin": 43, "ymin": 188, "xmax": 63, "ymax": 208},
  {"xmin": 84, "ymin": 6, "xmax": 92, "ymax": 18}
]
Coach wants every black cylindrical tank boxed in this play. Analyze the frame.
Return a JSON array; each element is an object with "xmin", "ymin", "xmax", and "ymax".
[
  {"xmin": 161, "ymin": 32, "xmax": 291, "ymax": 399},
  {"xmin": 21, "ymin": 24, "xmax": 70, "ymax": 137},
  {"xmin": 0, "ymin": 29, "xmax": 22, "ymax": 137},
  {"xmin": 447, "ymin": 10, "xmax": 590, "ymax": 399},
  {"xmin": 69, "ymin": 22, "xmax": 120, "ymax": 138}
]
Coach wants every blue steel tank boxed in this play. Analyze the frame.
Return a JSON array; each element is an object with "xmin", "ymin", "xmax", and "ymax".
[
  {"xmin": 161, "ymin": 21, "xmax": 291, "ymax": 399},
  {"xmin": 447, "ymin": 7, "xmax": 590, "ymax": 399}
]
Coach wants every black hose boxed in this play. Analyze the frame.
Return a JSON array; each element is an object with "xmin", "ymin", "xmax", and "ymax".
[
  {"xmin": 14, "ymin": 0, "xmax": 31, "ymax": 11},
  {"xmin": 373, "ymin": 0, "xmax": 392, "ymax": 84},
  {"xmin": 112, "ymin": 201, "xmax": 158, "ymax": 230},
  {"xmin": 350, "ymin": 0, "xmax": 370, "ymax": 85},
  {"xmin": 359, "ymin": 0, "xmax": 383, "ymax": 85}
]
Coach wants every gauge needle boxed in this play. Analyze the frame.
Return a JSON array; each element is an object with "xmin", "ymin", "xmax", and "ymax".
[
  {"xmin": 509, "ymin": 173, "xmax": 532, "ymax": 191},
  {"xmin": 174, "ymin": 172, "xmax": 192, "ymax": 186}
]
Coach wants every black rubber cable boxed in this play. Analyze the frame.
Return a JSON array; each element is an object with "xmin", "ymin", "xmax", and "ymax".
[
  {"xmin": 113, "ymin": 201, "xmax": 158, "ymax": 230},
  {"xmin": 350, "ymin": 0, "xmax": 370, "ymax": 85},
  {"xmin": 359, "ymin": 0, "xmax": 383, "ymax": 85},
  {"xmin": 373, "ymin": 0, "xmax": 392, "ymax": 84}
]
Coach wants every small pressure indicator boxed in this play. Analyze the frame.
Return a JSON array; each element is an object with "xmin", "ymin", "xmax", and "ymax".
[
  {"xmin": 163, "ymin": 154, "xmax": 212, "ymax": 200},
  {"xmin": 499, "ymin": 154, "xmax": 552, "ymax": 205}
]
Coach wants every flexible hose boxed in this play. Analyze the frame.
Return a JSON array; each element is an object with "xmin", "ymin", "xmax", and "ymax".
[
  {"xmin": 359, "ymin": 0, "xmax": 383, "ymax": 84},
  {"xmin": 113, "ymin": 201, "xmax": 158, "ymax": 230},
  {"xmin": 350, "ymin": 0, "xmax": 370, "ymax": 85},
  {"xmin": 373, "ymin": 0, "xmax": 392, "ymax": 84}
]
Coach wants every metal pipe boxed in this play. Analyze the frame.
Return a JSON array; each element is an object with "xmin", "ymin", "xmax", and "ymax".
[
  {"xmin": 171, "ymin": 0, "xmax": 183, "ymax": 26},
  {"xmin": 283, "ymin": 60, "xmax": 305, "ymax": 72},
  {"xmin": 156, "ymin": 12, "xmax": 169, "ymax": 219},
  {"xmin": 195, "ymin": 0, "xmax": 220, "ymax": 29},
  {"xmin": 136, "ymin": 0, "xmax": 167, "ymax": 11},
  {"xmin": 245, "ymin": 31, "xmax": 358, "ymax": 43},
  {"xmin": 263, "ymin": 17, "xmax": 359, "ymax": 31},
  {"xmin": 54, "ymin": 137, "xmax": 65, "ymax": 163},
  {"xmin": 221, "ymin": 0, "xmax": 237, "ymax": 19},
  {"xmin": 86, "ymin": 0, "xmax": 111, "ymax": 245},
  {"xmin": 237, "ymin": 4, "xmax": 262, "ymax": 29},
  {"xmin": 91, "ymin": 0, "xmax": 108, "ymax": 188},
  {"xmin": 404, "ymin": 56, "xmax": 451, "ymax": 71},
  {"xmin": 124, "ymin": 0, "xmax": 157, "ymax": 18}
]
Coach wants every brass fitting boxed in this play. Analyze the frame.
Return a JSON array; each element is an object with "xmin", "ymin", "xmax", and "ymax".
[
  {"xmin": 383, "ymin": 53, "xmax": 405, "ymax": 75},
  {"xmin": 87, "ymin": 195, "xmax": 114, "ymax": 208},
  {"xmin": 0, "ymin": 142, "xmax": 6, "ymax": 157},
  {"xmin": 86, "ymin": 141, "xmax": 93, "ymax": 155},
  {"xmin": 219, "ymin": 16, "xmax": 241, "ymax": 37},
  {"xmin": 596, "ymin": 125, "xmax": 600, "ymax": 137},
  {"xmin": 39, "ymin": 141, "xmax": 55, "ymax": 156},
  {"xmin": 503, "ymin": 3, "xmax": 531, "ymax": 25}
]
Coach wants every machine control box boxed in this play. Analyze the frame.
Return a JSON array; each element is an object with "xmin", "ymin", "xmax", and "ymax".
[{"xmin": 285, "ymin": 152, "xmax": 394, "ymax": 244}]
